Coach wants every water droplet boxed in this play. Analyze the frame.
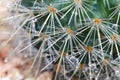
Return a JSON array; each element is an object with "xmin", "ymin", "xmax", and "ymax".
[
  {"xmin": 105, "ymin": 77, "xmax": 110, "ymax": 80},
  {"xmin": 115, "ymin": 70, "xmax": 120, "ymax": 75},
  {"xmin": 61, "ymin": 16, "xmax": 65, "ymax": 19},
  {"xmin": 4, "ymin": 58, "xmax": 8, "ymax": 63},
  {"xmin": 112, "ymin": 24, "xmax": 118, "ymax": 31},
  {"xmin": 75, "ymin": 12, "xmax": 77, "ymax": 15},
  {"xmin": 95, "ymin": 70, "xmax": 98, "ymax": 73},
  {"xmin": 89, "ymin": 74, "xmax": 93, "ymax": 79}
]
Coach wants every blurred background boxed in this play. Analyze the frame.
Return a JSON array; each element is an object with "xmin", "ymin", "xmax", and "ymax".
[{"xmin": 0, "ymin": 0, "xmax": 52, "ymax": 80}]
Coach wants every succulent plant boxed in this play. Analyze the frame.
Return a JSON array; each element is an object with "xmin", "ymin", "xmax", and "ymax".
[{"xmin": 2, "ymin": 0, "xmax": 120, "ymax": 80}]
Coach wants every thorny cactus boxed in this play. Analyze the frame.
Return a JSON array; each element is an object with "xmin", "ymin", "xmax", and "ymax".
[{"xmin": 2, "ymin": 0, "xmax": 120, "ymax": 80}]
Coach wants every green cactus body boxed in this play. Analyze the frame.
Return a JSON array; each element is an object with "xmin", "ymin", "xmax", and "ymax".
[{"xmin": 4, "ymin": 0, "xmax": 120, "ymax": 80}]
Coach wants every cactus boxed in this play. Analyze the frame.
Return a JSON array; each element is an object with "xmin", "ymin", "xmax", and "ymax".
[{"xmin": 2, "ymin": 0, "xmax": 120, "ymax": 80}]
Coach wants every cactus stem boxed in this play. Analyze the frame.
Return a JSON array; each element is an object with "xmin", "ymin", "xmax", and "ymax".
[
  {"xmin": 48, "ymin": 6, "xmax": 55, "ymax": 13},
  {"xmin": 102, "ymin": 58, "xmax": 109, "ymax": 66},
  {"xmin": 110, "ymin": 34, "xmax": 118, "ymax": 41},
  {"xmin": 74, "ymin": 0, "xmax": 82, "ymax": 5},
  {"xmin": 59, "ymin": 51, "xmax": 66, "ymax": 57},
  {"xmin": 93, "ymin": 18, "xmax": 101, "ymax": 25},
  {"xmin": 118, "ymin": 3, "xmax": 120, "ymax": 9},
  {"xmin": 79, "ymin": 63, "xmax": 84, "ymax": 70},
  {"xmin": 85, "ymin": 46, "xmax": 93, "ymax": 52},
  {"xmin": 66, "ymin": 28, "xmax": 73, "ymax": 35}
]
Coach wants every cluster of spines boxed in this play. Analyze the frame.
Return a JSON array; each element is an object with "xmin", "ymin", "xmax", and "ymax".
[{"xmin": 3, "ymin": 0, "xmax": 120, "ymax": 80}]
